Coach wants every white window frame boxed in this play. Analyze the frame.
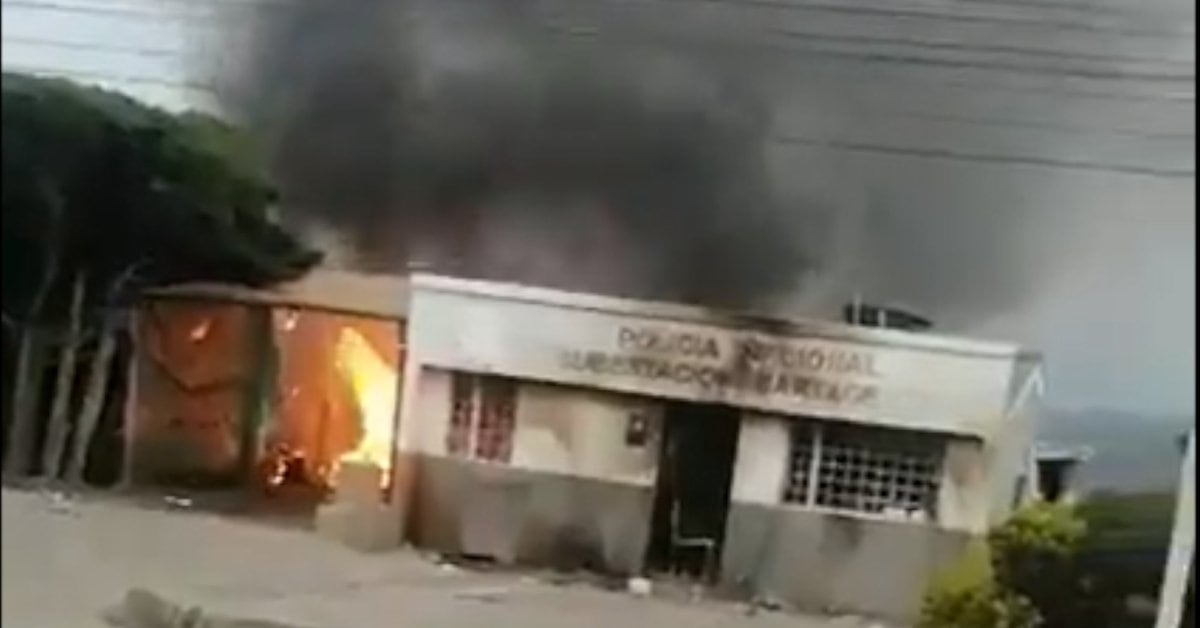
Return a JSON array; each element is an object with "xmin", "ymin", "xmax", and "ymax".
[{"xmin": 782, "ymin": 420, "xmax": 945, "ymax": 523}]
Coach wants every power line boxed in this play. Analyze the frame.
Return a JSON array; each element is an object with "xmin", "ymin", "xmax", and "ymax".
[
  {"xmin": 5, "ymin": 0, "xmax": 1194, "ymax": 39},
  {"xmin": 0, "ymin": 0, "xmax": 221, "ymax": 20},
  {"xmin": 771, "ymin": 133, "xmax": 1195, "ymax": 178},
  {"xmin": 7, "ymin": 8, "xmax": 1187, "ymax": 70},
  {"xmin": 943, "ymin": 0, "xmax": 1188, "ymax": 17},
  {"xmin": 772, "ymin": 34, "xmax": 1193, "ymax": 82},
  {"xmin": 654, "ymin": 0, "xmax": 1196, "ymax": 39},
  {"xmin": 543, "ymin": 21, "xmax": 1197, "ymax": 103},
  {"xmin": 7, "ymin": 63, "xmax": 1191, "ymax": 178},
  {"xmin": 551, "ymin": 13, "xmax": 1197, "ymax": 82},
  {"xmin": 770, "ymin": 26, "xmax": 1194, "ymax": 69},
  {"xmin": 827, "ymin": 106, "xmax": 1195, "ymax": 141},
  {"xmin": 87, "ymin": 0, "xmax": 1200, "ymax": 23},
  {"xmin": 2, "ymin": 36, "xmax": 182, "ymax": 58},
  {"xmin": 8, "ymin": 34, "xmax": 1194, "ymax": 140},
  {"xmin": 4, "ymin": 0, "xmax": 1195, "ymax": 100}
]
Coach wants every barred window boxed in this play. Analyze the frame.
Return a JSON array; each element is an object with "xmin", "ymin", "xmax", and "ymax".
[
  {"xmin": 446, "ymin": 372, "xmax": 516, "ymax": 463},
  {"xmin": 447, "ymin": 373, "xmax": 476, "ymax": 456},
  {"xmin": 475, "ymin": 378, "xmax": 516, "ymax": 462},
  {"xmin": 784, "ymin": 420, "xmax": 944, "ymax": 521},
  {"xmin": 784, "ymin": 422, "xmax": 817, "ymax": 505}
]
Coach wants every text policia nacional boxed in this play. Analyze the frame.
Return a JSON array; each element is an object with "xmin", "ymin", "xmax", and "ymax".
[{"xmin": 560, "ymin": 326, "xmax": 880, "ymax": 406}]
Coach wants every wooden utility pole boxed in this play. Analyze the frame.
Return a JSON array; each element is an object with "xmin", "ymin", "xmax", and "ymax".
[{"xmin": 1155, "ymin": 430, "xmax": 1195, "ymax": 628}]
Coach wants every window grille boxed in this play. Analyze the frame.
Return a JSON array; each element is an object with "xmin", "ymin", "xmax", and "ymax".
[
  {"xmin": 447, "ymin": 372, "xmax": 475, "ymax": 456},
  {"xmin": 446, "ymin": 372, "xmax": 516, "ymax": 463},
  {"xmin": 784, "ymin": 422, "xmax": 817, "ymax": 505},
  {"xmin": 475, "ymin": 377, "xmax": 516, "ymax": 462},
  {"xmin": 784, "ymin": 420, "xmax": 944, "ymax": 520}
]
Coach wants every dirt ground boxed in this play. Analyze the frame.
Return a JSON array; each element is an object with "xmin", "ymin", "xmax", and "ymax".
[{"xmin": 1, "ymin": 488, "xmax": 886, "ymax": 628}]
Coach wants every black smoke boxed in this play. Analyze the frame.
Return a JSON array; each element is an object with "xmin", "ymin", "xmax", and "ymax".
[{"xmin": 215, "ymin": 0, "xmax": 813, "ymax": 308}]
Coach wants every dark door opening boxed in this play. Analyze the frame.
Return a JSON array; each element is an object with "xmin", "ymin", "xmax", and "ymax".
[{"xmin": 645, "ymin": 402, "xmax": 740, "ymax": 581}]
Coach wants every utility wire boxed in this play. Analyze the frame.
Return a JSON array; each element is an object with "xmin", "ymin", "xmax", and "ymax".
[
  {"xmin": 628, "ymin": 0, "xmax": 1196, "ymax": 38},
  {"xmin": 7, "ymin": 35, "xmax": 1194, "ymax": 140},
  {"xmin": 8, "ymin": 62, "xmax": 1192, "ymax": 178},
  {"xmin": 4, "ymin": 0, "xmax": 1195, "ymax": 101},
  {"xmin": 772, "ymin": 133, "xmax": 1195, "ymax": 178}
]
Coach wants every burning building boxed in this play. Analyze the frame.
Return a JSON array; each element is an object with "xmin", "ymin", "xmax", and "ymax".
[
  {"xmin": 122, "ymin": 269, "xmax": 1042, "ymax": 623},
  {"xmin": 123, "ymin": 269, "xmax": 408, "ymax": 516}
]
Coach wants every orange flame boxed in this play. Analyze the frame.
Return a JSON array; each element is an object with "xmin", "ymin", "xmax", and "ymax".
[{"xmin": 333, "ymin": 327, "xmax": 398, "ymax": 489}]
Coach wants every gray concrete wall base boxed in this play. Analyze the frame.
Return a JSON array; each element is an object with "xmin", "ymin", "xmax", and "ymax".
[
  {"xmin": 406, "ymin": 454, "xmax": 655, "ymax": 575},
  {"xmin": 720, "ymin": 501, "xmax": 972, "ymax": 623}
]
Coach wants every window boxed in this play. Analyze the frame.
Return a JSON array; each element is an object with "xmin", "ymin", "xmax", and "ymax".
[
  {"xmin": 475, "ymin": 377, "xmax": 516, "ymax": 462},
  {"xmin": 447, "ymin": 372, "xmax": 516, "ymax": 463},
  {"xmin": 784, "ymin": 420, "xmax": 944, "ymax": 521},
  {"xmin": 447, "ymin": 373, "xmax": 476, "ymax": 456}
]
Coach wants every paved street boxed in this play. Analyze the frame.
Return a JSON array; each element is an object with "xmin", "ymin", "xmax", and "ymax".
[{"xmin": 1, "ymin": 488, "xmax": 874, "ymax": 628}]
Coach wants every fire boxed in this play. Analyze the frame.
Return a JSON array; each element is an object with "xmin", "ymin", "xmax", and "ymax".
[{"xmin": 333, "ymin": 327, "xmax": 398, "ymax": 489}]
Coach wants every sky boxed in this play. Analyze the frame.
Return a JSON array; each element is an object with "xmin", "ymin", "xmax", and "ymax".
[
  {"xmin": 0, "ymin": 0, "xmax": 1194, "ymax": 419},
  {"xmin": 973, "ymin": 176, "xmax": 1195, "ymax": 416}
]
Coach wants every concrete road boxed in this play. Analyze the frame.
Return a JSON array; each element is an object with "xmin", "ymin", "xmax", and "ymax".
[{"xmin": 1, "ymin": 488, "xmax": 873, "ymax": 628}]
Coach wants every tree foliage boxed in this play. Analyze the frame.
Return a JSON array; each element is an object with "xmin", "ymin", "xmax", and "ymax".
[
  {"xmin": 1, "ymin": 72, "xmax": 321, "ymax": 479},
  {"xmin": 920, "ymin": 497, "xmax": 1183, "ymax": 628},
  {"xmin": 988, "ymin": 503, "xmax": 1089, "ymax": 628},
  {"xmin": 2, "ymin": 72, "xmax": 321, "ymax": 322},
  {"xmin": 920, "ymin": 503, "xmax": 1090, "ymax": 628}
]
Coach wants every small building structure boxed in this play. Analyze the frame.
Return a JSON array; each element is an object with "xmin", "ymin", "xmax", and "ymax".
[
  {"xmin": 121, "ymin": 270, "xmax": 1043, "ymax": 623},
  {"xmin": 390, "ymin": 273, "xmax": 1044, "ymax": 622},
  {"xmin": 1030, "ymin": 444, "xmax": 1093, "ymax": 505},
  {"xmin": 123, "ymin": 269, "xmax": 409, "ymax": 519}
]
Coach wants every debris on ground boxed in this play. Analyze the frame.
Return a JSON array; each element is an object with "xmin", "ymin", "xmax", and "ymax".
[
  {"xmin": 746, "ymin": 594, "xmax": 786, "ymax": 613},
  {"xmin": 101, "ymin": 588, "xmax": 314, "ymax": 628},
  {"xmin": 163, "ymin": 495, "xmax": 193, "ymax": 509},
  {"xmin": 42, "ymin": 490, "xmax": 78, "ymax": 516},
  {"xmin": 540, "ymin": 571, "xmax": 577, "ymax": 587},
  {"xmin": 6, "ymin": 488, "xmax": 913, "ymax": 628},
  {"xmin": 452, "ymin": 586, "xmax": 509, "ymax": 603},
  {"xmin": 626, "ymin": 577, "xmax": 652, "ymax": 597},
  {"xmin": 828, "ymin": 615, "xmax": 891, "ymax": 628}
]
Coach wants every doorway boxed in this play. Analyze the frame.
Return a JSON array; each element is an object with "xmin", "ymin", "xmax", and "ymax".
[
  {"xmin": 254, "ymin": 309, "xmax": 403, "ymax": 516},
  {"xmin": 645, "ymin": 402, "xmax": 740, "ymax": 581}
]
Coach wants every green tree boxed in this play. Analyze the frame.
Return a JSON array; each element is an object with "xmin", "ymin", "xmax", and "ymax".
[
  {"xmin": 1, "ymin": 73, "xmax": 321, "ymax": 481},
  {"xmin": 988, "ymin": 502, "xmax": 1089, "ymax": 627},
  {"xmin": 919, "ymin": 502, "xmax": 1090, "ymax": 628}
]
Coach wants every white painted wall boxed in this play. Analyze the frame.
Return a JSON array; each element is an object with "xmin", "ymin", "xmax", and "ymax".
[
  {"xmin": 729, "ymin": 414, "xmax": 790, "ymax": 506},
  {"xmin": 399, "ymin": 366, "xmax": 661, "ymax": 486},
  {"xmin": 406, "ymin": 274, "xmax": 1023, "ymax": 439},
  {"xmin": 511, "ymin": 384, "xmax": 661, "ymax": 487},
  {"xmin": 405, "ymin": 367, "xmax": 452, "ymax": 456},
  {"xmin": 937, "ymin": 439, "xmax": 991, "ymax": 533},
  {"xmin": 987, "ymin": 359, "xmax": 1044, "ymax": 523}
]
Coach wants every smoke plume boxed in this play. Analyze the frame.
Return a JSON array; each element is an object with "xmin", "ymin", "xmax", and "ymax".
[
  {"xmin": 216, "ymin": 0, "xmax": 814, "ymax": 309},
  {"xmin": 209, "ymin": 0, "xmax": 1149, "ymax": 330}
]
